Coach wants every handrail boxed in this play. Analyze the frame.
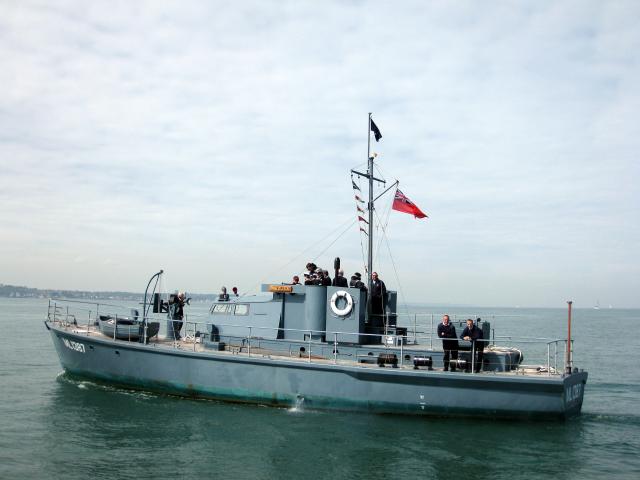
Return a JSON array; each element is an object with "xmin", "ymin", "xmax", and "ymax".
[
  {"xmin": 46, "ymin": 299, "xmax": 565, "ymax": 346},
  {"xmin": 47, "ymin": 299, "xmax": 569, "ymax": 376}
]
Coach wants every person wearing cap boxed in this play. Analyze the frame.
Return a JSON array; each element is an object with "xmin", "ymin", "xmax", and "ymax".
[
  {"xmin": 333, "ymin": 269, "xmax": 348, "ymax": 287},
  {"xmin": 350, "ymin": 274, "xmax": 366, "ymax": 291}
]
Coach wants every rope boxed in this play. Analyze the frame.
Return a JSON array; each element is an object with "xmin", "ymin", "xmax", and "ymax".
[
  {"xmin": 352, "ymin": 174, "xmax": 368, "ymax": 276},
  {"xmin": 372, "ymin": 185, "xmax": 394, "ymax": 269},
  {"xmin": 243, "ymin": 214, "xmax": 357, "ymax": 295},
  {"xmin": 374, "ymin": 207, "xmax": 411, "ymax": 319},
  {"xmin": 375, "ymin": 162, "xmax": 393, "ymax": 257},
  {"xmin": 312, "ymin": 218, "xmax": 357, "ymax": 261}
]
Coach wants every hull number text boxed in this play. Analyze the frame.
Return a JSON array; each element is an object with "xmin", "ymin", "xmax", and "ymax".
[
  {"xmin": 62, "ymin": 338, "xmax": 86, "ymax": 353},
  {"xmin": 565, "ymin": 383, "xmax": 582, "ymax": 404}
]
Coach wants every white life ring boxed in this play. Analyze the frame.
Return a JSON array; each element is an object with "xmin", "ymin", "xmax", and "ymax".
[{"xmin": 330, "ymin": 290, "xmax": 353, "ymax": 316}]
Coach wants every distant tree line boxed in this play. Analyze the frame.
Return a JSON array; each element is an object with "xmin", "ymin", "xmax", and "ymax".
[{"xmin": 0, "ymin": 284, "xmax": 218, "ymax": 302}]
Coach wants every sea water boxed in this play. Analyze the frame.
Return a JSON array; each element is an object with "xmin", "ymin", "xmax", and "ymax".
[{"xmin": 0, "ymin": 298, "xmax": 638, "ymax": 479}]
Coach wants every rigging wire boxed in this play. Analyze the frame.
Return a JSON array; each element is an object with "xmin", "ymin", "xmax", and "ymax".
[
  {"xmin": 354, "ymin": 162, "xmax": 391, "ymax": 277},
  {"xmin": 372, "ymin": 185, "xmax": 394, "ymax": 269},
  {"xmin": 374, "ymin": 208, "xmax": 411, "ymax": 318},
  {"xmin": 351, "ymin": 173, "xmax": 368, "ymax": 275},
  {"xmin": 312, "ymin": 218, "xmax": 358, "ymax": 263},
  {"xmin": 351, "ymin": 174, "xmax": 368, "ymax": 274},
  {"xmin": 243, "ymin": 214, "xmax": 358, "ymax": 295}
]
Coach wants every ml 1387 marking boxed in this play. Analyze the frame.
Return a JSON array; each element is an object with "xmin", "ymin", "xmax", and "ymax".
[
  {"xmin": 565, "ymin": 383, "xmax": 582, "ymax": 404},
  {"xmin": 62, "ymin": 338, "xmax": 86, "ymax": 353}
]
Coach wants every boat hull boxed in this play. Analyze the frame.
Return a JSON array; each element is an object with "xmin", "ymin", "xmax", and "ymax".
[{"xmin": 46, "ymin": 322, "xmax": 587, "ymax": 419}]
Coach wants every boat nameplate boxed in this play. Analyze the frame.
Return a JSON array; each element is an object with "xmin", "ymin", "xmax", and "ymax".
[{"xmin": 269, "ymin": 285, "xmax": 293, "ymax": 293}]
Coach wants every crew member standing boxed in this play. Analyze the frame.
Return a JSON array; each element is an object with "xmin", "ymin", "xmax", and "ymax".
[
  {"xmin": 169, "ymin": 292, "xmax": 186, "ymax": 340},
  {"xmin": 370, "ymin": 272, "xmax": 387, "ymax": 317},
  {"xmin": 460, "ymin": 318, "xmax": 484, "ymax": 373},
  {"xmin": 219, "ymin": 286, "xmax": 230, "ymax": 301},
  {"xmin": 333, "ymin": 269, "xmax": 348, "ymax": 287},
  {"xmin": 437, "ymin": 314, "xmax": 459, "ymax": 371}
]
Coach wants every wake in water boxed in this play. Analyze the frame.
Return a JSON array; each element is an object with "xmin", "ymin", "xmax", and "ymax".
[
  {"xmin": 288, "ymin": 394, "xmax": 305, "ymax": 414},
  {"xmin": 56, "ymin": 371, "xmax": 157, "ymax": 401}
]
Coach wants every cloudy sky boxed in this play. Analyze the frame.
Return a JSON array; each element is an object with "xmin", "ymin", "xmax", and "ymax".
[{"xmin": 1, "ymin": 0, "xmax": 638, "ymax": 307}]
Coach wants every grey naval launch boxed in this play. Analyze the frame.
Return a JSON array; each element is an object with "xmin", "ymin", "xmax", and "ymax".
[{"xmin": 45, "ymin": 115, "xmax": 587, "ymax": 419}]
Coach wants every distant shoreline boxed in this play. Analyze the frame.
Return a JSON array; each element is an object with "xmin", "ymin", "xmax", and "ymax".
[
  {"xmin": 2, "ymin": 283, "xmax": 633, "ymax": 309},
  {"xmin": 0, "ymin": 283, "xmax": 218, "ymax": 302}
]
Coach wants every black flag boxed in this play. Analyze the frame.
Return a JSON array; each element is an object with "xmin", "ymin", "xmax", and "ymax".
[
  {"xmin": 370, "ymin": 118, "xmax": 382, "ymax": 142},
  {"xmin": 352, "ymin": 180, "xmax": 361, "ymax": 191}
]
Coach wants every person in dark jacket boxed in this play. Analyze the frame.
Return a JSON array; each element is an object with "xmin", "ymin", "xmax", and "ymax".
[
  {"xmin": 332, "ymin": 269, "xmax": 349, "ymax": 287},
  {"xmin": 437, "ymin": 314, "xmax": 459, "ymax": 371},
  {"xmin": 370, "ymin": 272, "xmax": 387, "ymax": 316},
  {"xmin": 218, "ymin": 286, "xmax": 230, "ymax": 301},
  {"xmin": 460, "ymin": 318, "xmax": 484, "ymax": 372},
  {"xmin": 350, "ymin": 274, "xmax": 367, "ymax": 292},
  {"xmin": 169, "ymin": 292, "xmax": 185, "ymax": 340}
]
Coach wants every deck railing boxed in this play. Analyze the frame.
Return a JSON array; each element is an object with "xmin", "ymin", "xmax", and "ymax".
[{"xmin": 47, "ymin": 299, "xmax": 569, "ymax": 376}]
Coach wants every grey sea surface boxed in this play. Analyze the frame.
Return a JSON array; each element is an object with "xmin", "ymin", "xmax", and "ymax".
[{"xmin": 1, "ymin": 298, "xmax": 638, "ymax": 479}]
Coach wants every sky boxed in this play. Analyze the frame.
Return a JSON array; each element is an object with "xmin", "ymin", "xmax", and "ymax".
[{"xmin": 1, "ymin": 0, "xmax": 639, "ymax": 308}]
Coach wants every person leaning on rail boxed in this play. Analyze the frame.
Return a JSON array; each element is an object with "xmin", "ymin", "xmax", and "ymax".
[{"xmin": 460, "ymin": 318, "xmax": 484, "ymax": 373}]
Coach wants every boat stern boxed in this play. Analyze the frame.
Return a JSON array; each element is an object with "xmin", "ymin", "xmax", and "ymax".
[{"xmin": 562, "ymin": 370, "xmax": 588, "ymax": 418}]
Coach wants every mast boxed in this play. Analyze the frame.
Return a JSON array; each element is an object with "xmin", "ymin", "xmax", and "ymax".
[
  {"xmin": 351, "ymin": 113, "xmax": 385, "ymax": 296},
  {"xmin": 367, "ymin": 113, "xmax": 374, "ymax": 294}
]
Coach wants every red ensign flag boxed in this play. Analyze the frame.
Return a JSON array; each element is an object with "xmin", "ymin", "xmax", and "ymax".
[{"xmin": 392, "ymin": 189, "xmax": 428, "ymax": 219}]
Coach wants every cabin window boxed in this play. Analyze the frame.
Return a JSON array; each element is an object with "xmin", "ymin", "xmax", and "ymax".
[
  {"xmin": 211, "ymin": 304, "xmax": 231, "ymax": 314},
  {"xmin": 234, "ymin": 304, "xmax": 249, "ymax": 316}
]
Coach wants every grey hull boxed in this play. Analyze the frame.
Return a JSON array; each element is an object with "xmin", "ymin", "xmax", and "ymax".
[{"xmin": 47, "ymin": 322, "xmax": 587, "ymax": 419}]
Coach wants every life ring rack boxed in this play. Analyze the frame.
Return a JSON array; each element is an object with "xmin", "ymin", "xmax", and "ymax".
[{"xmin": 330, "ymin": 290, "xmax": 353, "ymax": 317}]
